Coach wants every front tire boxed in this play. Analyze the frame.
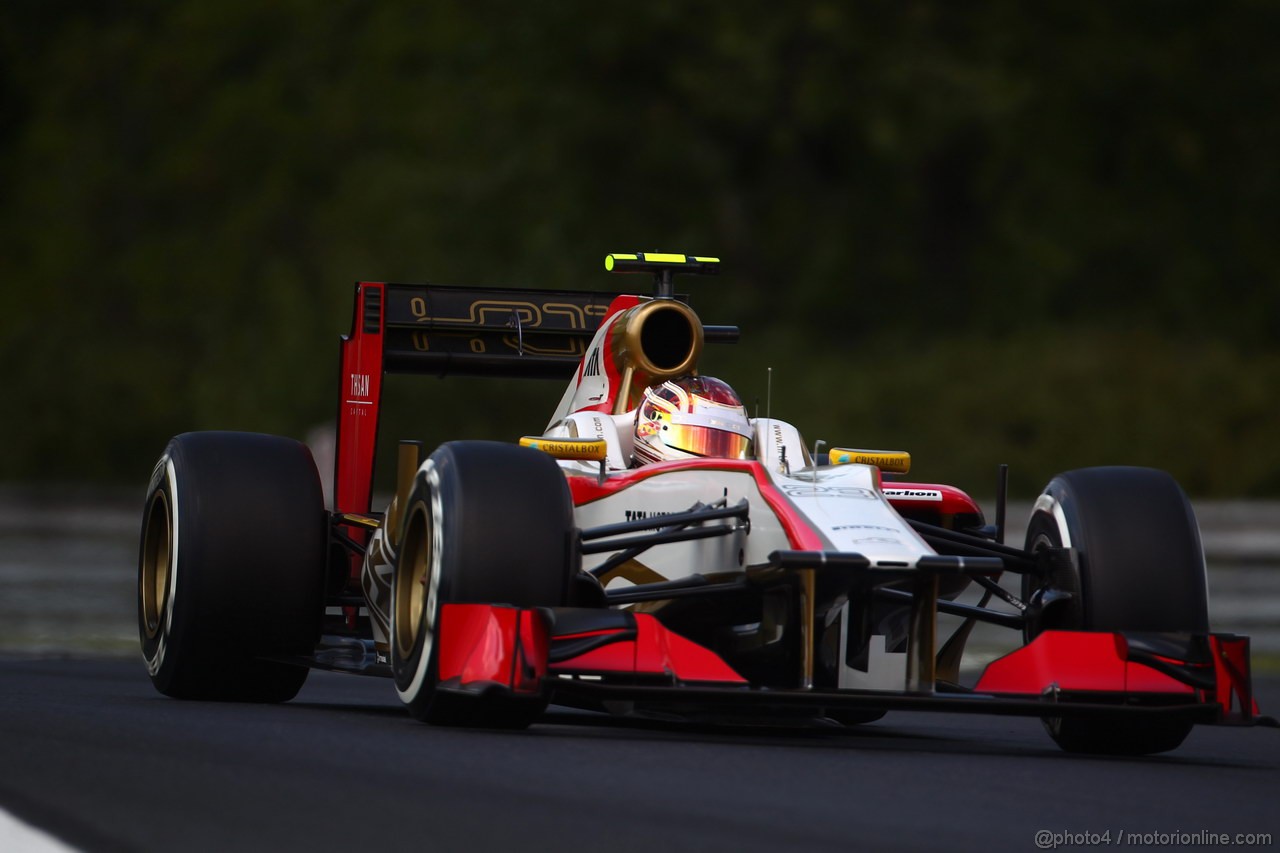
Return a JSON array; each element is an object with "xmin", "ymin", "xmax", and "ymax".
[
  {"xmin": 1023, "ymin": 466, "xmax": 1208, "ymax": 754},
  {"xmin": 391, "ymin": 441, "xmax": 576, "ymax": 727},
  {"xmin": 139, "ymin": 432, "xmax": 326, "ymax": 701}
]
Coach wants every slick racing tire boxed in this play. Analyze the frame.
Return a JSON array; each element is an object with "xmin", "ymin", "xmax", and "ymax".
[
  {"xmin": 391, "ymin": 441, "xmax": 576, "ymax": 728},
  {"xmin": 139, "ymin": 432, "xmax": 326, "ymax": 702},
  {"xmin": 1023, "ymin": 466, "xmax": 1208, "ymax": 755}
]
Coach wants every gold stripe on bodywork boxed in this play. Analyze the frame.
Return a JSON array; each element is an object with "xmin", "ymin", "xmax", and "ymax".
[{"xmin": 595, "ymin": 559, "xmax": 668, "ymax": 588}]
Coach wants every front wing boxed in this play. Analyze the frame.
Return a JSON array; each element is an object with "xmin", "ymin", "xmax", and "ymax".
[{"xmin": 434, "ymin": 604, "xmax": 1269, "ymax": 727}]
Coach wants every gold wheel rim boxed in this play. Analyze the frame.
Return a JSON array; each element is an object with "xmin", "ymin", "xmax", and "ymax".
[
  {"xmin": 395, "ymin": 501, "xmax": 431, "ymax": 659},
  {"xmin": 140, "ymin": 491, "xmax": 171, "ymax": 639}
]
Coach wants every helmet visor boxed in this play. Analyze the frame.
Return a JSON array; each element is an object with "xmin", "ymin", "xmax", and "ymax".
[{"xmin": 662, "ymin": 423, "xmax": 754, "ymax": 460}]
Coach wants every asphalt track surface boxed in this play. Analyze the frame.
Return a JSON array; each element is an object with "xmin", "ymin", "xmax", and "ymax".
[{"xmin": 1, "ymin": 658, "xmax": 1277, "ymax": 853}]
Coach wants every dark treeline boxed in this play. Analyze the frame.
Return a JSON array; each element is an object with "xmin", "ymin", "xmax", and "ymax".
[{"xmin": 2, "ymin": 2, "xmax": 1278, "ymax": 497}]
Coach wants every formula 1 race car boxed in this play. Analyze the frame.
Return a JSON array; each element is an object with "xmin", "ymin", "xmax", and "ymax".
[{"xmin": 138, "ymin": 253, "xmax": 1272, "ymax": 754}]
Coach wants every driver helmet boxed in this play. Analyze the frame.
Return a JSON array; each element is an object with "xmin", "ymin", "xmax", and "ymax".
[{"xmin": 633, "ymin": 375, "xmax": 755, "ymax": 465}]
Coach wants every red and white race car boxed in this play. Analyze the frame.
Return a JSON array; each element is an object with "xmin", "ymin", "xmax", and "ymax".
[{"xmin": 139, "ymin": 253, "xmax": 1272, "ymax": 754}]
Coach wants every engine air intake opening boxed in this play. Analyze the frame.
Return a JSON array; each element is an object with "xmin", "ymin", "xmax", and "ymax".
[{"xmin": 640, "ymin": 306, "xmax": 695, "ymax": 372}]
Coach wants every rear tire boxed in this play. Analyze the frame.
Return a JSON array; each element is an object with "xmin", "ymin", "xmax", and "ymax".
[
  {"xmin": 1023, "ymin": 466, "xmax": 1208, "ymax": 754},
  {"xmin": 138, "ymin": 432, "xmax": 326, "ymax": 701},
  {"xmin": 391, "ymin": 441, "xmax": 576, "ymax": 727}
]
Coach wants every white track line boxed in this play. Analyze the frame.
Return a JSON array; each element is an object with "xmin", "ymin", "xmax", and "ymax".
[{"xmin": 0, "ymin": 808, "xmax": 77, "ymax": 853}]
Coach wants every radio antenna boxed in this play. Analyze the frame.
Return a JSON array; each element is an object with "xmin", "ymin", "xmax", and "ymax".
[{"xmin": 766, "ymin": 367, "xmax": 773, "ymax": 420}]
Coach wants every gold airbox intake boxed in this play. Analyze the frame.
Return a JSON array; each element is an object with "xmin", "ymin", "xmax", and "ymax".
[{"xmin": 609, "ymin": 299, "xmax": 704, "ymax": 413}]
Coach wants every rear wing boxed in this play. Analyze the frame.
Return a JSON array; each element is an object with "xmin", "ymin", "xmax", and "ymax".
[
  {"xmin": 335, "ymin": 282, "xmax": 624, "ymax": 515},
  {"xmin": 334, "ymin": 280, "xmax": 739, "ymax": 515},
  {"xmin": 376, "ymin": 282, "xmax": 625, "ymax": 379}
]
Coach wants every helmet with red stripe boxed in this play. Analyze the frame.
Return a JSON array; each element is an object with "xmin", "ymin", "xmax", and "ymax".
[{"xmin": 633, "ymin": 376, "xmax": 754, "ymax": 465}]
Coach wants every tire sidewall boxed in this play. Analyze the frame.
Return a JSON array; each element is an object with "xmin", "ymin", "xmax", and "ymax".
[
  {"xmin": 392, "ymin": 459, "xmax": 448, "ymax": 717},
  {"xmin": 1022, "ymin": 486, "xmax": 1084, "ymax": 636},
  {"xmin": 390, "ymin": 441, "xmax": 576, "ymax": 722},
  {"xmin": 140, "ymin": 446, "xmax": 184, "ymax": 689}
]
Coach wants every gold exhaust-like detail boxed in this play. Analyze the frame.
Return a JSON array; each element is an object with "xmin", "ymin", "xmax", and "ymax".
[
  {"xmin": 609, "ymin": 299, "xmax": 704, "ymax": 414},
  {"xmin": 386, "ymin": 440, "xmax": 423, "ymax": 547}
]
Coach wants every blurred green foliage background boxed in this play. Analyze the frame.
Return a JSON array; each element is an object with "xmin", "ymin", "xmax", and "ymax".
[{"xmin": 2, "ymin": 1, "xmax": 1277, "ymax": 497}]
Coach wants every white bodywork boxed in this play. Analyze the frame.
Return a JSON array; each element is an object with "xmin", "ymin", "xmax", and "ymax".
[
  {"xmin": 565, "ymin": 417, "xmax": 935, "ymax": 575},
  {"xmin": 546, "ymin": 315, "xmax": 622, "ymax": 428},
  {"xmin": 558, "ymin": 416, "xmax": 933, "ymax": 690}
]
